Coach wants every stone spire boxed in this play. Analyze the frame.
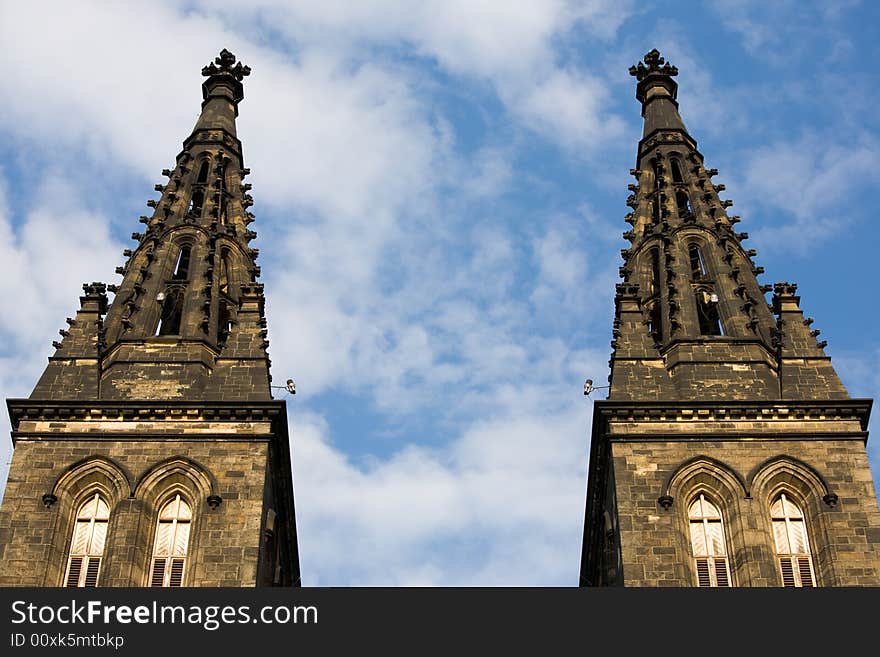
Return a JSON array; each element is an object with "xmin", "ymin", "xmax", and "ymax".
[
  {"xmin": 607, "ymin": 49, "xmax": 847, "ymax": 401},
  {"xmin": 629, "ymin": 48, "xmax": 688, "ymax": 137},
  {"xmin": 31, "ymin": 49, "xmax": 272, "ymax": 401}
]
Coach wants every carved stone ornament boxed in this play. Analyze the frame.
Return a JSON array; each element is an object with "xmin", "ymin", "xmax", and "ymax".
[
  {"xmin": 823, "ymin": 493, "xmax": 839, "ymax": 508},
  {"xmin": 201, "ymin": 48, "xmax": 251, "ymax": 81}
]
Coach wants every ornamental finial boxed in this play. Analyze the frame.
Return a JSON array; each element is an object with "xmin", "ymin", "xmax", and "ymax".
[
  {"xmin": 629, "ymin": 48, "xmax": 678, "ymax": 81},
  {"xmin": 201, "ymin": 48, "xmax": 251, "ymax": 81}
]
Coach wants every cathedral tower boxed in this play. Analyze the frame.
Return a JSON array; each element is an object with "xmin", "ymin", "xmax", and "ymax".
[
  {"xmin": 0, "ymin": 49, "xmax": 300, "ymax": 587},
  {"xmin": 580, "ymin": 50, "xmax": 880, "ymax": 586}
]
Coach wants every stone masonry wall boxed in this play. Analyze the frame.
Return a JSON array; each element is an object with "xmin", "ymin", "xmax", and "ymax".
[
  {"xmin": 0, "ymin": 436, "xmax": 270, "ymax": 587},
  {"xmin": 610, "ymin": 435, "xmax": 880, "ymax": 586}
]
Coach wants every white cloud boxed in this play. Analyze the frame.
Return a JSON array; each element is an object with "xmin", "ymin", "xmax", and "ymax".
[
  {"xmin": 708, "ymin": 0, "xmax": 861, "ymax": 65},
  {"xmin": 0, "ymin": 0, "xmax": 876, "ymax": 589},
  {"xmin": 0, "ymin": 172, "xmax": 122, "ymax": 347},
  {"xmin": 727, "ymin": 135, "xmax": 880, "ymax": 254},
  {"xmin": 292, "ymin": 390, "xmax": 595, "ymax": 585}
]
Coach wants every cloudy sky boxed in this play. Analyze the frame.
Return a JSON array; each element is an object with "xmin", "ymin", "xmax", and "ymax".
[{"xmin": 0, "ymin": 1, "xmax": 878, "ymax": 586}]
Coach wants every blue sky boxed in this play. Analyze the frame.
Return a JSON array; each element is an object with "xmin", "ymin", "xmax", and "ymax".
[{"xmin": 0, "ymin": 1, "xmax": 878, "ymax": 586}]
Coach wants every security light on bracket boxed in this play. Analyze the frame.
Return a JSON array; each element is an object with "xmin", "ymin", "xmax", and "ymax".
[
  {"xmin": 270, "ymin": 378, "xmax": 296, "ymax": 395},
  {"xmin": 584, "ymin": 378, "xmax": 610, "ymax": 396}
]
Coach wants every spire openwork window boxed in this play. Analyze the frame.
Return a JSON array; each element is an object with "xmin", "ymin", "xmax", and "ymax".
[
  {"xmin": 64, "ymin": 493, "xmax": 110, "ymax": 587},
  {"xmin": 646, "ymin": 247, "xmax": 663, "ymax": 342},
  {"xmin": 670, "ymin": 158, "xmax": 684, "ymax": 184},
  {"xmin": 688, "ymin": 493, "xmax": 731, "ymax": 587},
  {"xmin": 688, "ymin": 243, "xmax": 706, "ymax": 280},
  {"xmin": 771, "ymin": 493, "xmax": 816, "ymax": 587},
  {"xmin": 149, "ymin": 494, "xmax": 192, "ymax": 587},
  {"xmin": 676, "ymin": 190, "xmax": 692, "ymax": 218}
]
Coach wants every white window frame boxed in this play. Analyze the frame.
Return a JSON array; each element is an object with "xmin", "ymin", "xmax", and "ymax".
[
  {"xmin": 63, "ymin": 492, "xmax": 109, "ymax": 587},
  {"xmin": 688, "ymin": 493, "xmax": 732, "ymax": 587},
  {"xmin": 148, "ymin": 493, "xmax": 192, "ymax": 587},
  {"xmin": 771, "ymin": 493, "xmax": 817, "ymax": 587}
]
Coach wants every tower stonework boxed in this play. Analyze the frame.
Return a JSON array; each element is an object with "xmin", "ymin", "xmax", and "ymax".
[
  {"xmin": 0, "ymin": 50, "xmax": 300, "ymax": 587},
  {"xmin": 580, "ymin": 50, "xmax": 880, "ymax": 587}
]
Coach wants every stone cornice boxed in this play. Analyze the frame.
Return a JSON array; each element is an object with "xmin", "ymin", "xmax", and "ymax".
[
  {"xmin": 593, "ymin": 398, "xmax": 872, "ymax": 432},
  {"xmin": 637, "ymin": 128, "xmax": 698, "ymax": 162},
  {"xmin": 7, "ymin": 398, "xmax": 288, "ymax": 432}
]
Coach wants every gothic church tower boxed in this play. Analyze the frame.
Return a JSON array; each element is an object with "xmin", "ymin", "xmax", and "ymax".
[
  {"xmin": 0, "ymin": 50, "xmax": 300, "ymax": 587},
  {"xmin": 580, "ymin": 50, "xmax": 880, "ymax": 586}
]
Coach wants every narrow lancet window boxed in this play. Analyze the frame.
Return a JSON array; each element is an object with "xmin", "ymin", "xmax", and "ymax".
[
  {"xmin": 650, "ymin": 248, "xmax": 662, "ymax": 295},
  {"xmin": 696, "ymin": 290, "xmax": 723, "ymax": 336},
  {"xmin": 156, "ymin": 288, "xmax": 184, "ymax": 336},
  {"xmin": 647, "ymin": 248, "xmax": 663, "ymax": 342},
  {"xmin": 217, "ymin": 300, "xmax": 232, "ymax": 347},
  {"xmin": 688, "ymin": 494, "xmax": 731, "ymax": 587},
  {"xmin": 676, "ymin": 190, "xmax": 692, "ymax": 217},
  {"xmin": 219, "ymin": 250, "xmax": 230, "ymax": 296},
  {"xmin": 196, "ymin": 160, "xmax": 210, "ymax": 184},
  {"xmin": 771, "ymin": 494, "xmax": 816, "ymax": 587},
  {"xmin": 64, "ymin": 493, "xmax": 110, "ymax": 587},
  {"xmin": 149, "ymin": 494, "xmax": 192, "ymax": 588},
  {"xmin": 688, "ymin": 243, "xmax": 706, "ymax": 280},
  {"xmin": 189, "ymin": 189, "xmax": 204, "ymax": 216},
  {"xmin": 671, "ymin": 159, "xmax": 684, "ymax": 183},
  {"xmin": 172, "ymin": 245, "xmax": 192, "ymax": 281}
]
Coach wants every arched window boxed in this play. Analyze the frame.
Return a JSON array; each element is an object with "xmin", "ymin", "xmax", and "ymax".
[
  {"xmin": 188, "ymin": 189, "xmax": 204, "ymax": 217},
  {"xmin": 647, "ymin": 248, "xmax": 663, "ymax": 343},
  {"xmin": 149, "ymin": 494, "xmax": 192, "ymax": 587},
  {"xmin": 653, "ymin": 160, "xmax": 663, "ymax": 191},
  {"xmin": 219, "ymin": 250, "xmax": 231, "ymax": 295},
  {"xmin": 649, "ymin": 248, "xmax": 661, "ymax": 295},
  {"xmin": 688, "ymin": 493, "xmax": 731, "ymax": 587},
  {"xmin": 64, "ymin": 493, "xmax": 110, "ymax": 587},
  {"xmin": 696, "ymin": 289, "xmax": 723, "ymax": 336},
  {"xmin": 771, "ymin": 493, "xmax": 816, "ymax": 587},
  {"xmin": 670, "ymin": 159, "xmax": 684, "ymax": 183},
  {"xmin": 217, "ymin": 300, "xmax": 233, "ymax": 347},
  {"xmin": 688, "ymin": 243, "xmax": 706, "ymax": 280},
  {"xmin": 156, "ymin": 287, "xmax": 184, "ymax": 336},
  {"xmin": 196, "ymin": 160, "xmax": 210, "ymax": 184},
  {"xmin": 676, "ymin": 190, "xmax": 692, "ymax": 217},
  {"xmin": 652, "ymin": 197, "xmax": 660, "ymax": 224},
  {"xmin": 172, "ymin": 245, "xmax": 192, "ymax": 281}
]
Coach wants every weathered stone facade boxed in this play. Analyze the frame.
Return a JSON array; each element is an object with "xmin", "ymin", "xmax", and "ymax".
[
  {"xmin": 0, "ymin": 50, "xmax": 300, "ymax": 587},
  {"xmin": 580, "ymin": 50, "xmax": 880, "ymax": 587}
]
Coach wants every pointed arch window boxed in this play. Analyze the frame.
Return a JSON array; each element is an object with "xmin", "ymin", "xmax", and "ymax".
[
  {"xmin": 172, "ymin": 245, "xmax": 192, "ymax": 281},
  {"xmin": 188, "ymin": 189, "xmax": 205, "ymax": 217},
  {"xmin": 646, "ymin": 247, "xmax": 663, "ymax": 343},
  {"xmin": 688, "ymin": 493, "xmax": 731, "ymax": 587},
  {"xmin": 649, "ymin": 247, "xmax": 662, "ymax": 295},
  {"xmin": 156, "ymin": 287, "xmax": 184, "ymax": 336},
  {"xmin": 219, "ymin": 250, "xmax": 231, "ymax": 296},
  {"xmin": 670, "ymin": 158, "xmax": 684, "ymax": 183},
  {"xmin": 771, "ymin": 493, "xmax": 816, "ymax": 587},
  {"xmin": 696, "ymin": 289, "xmax": 723, "ymax": 336},
  {"xmin": 688, "ymin": 243, "xmax": 706, "ymax": 280},
  {"xmin": 676, "ymin": 190, "xmax": 692, "ymax": 217},
  {"xmin": 64, "ymin": 493, "xmax": 110, "ymax": 587},
  {"xmin": 196, "ymin": 159, "xmax": 210, "ymax": 184},
  {"xmin": 149, "ymin": 494, "xmax": 192, "ymax": 588}
]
